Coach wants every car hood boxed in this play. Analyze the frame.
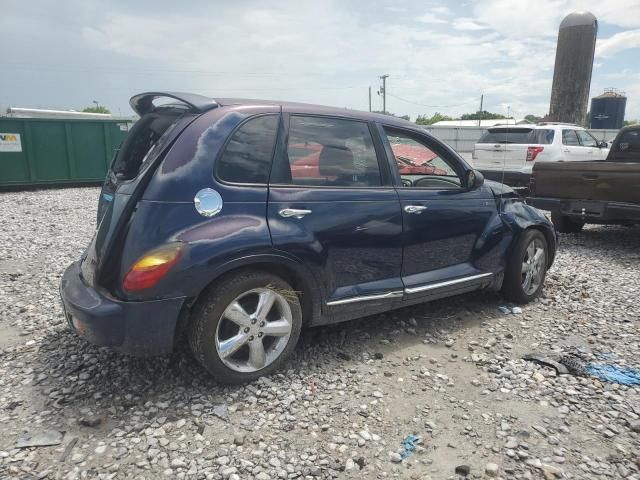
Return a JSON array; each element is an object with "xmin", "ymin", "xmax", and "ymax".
[{"xmin": 485, "ymin": 180, "xmax": 521, "ymax": 200}]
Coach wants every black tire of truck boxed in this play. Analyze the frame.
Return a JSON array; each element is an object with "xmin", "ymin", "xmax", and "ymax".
[{"xmin": 551, "ymin": 211, "xmax": 584, "ymax": 233}]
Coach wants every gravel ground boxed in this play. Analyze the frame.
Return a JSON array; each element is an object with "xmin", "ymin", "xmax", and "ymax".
[{"xmin": 0, "ymin": 187, "xmax": 639, "ymax": 480}]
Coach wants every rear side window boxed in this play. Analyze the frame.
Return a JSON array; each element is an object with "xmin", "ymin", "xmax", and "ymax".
[
  {"xmin": 478, "ymin": 128, "xmax": 531, "ymax": 144},
  {"xmin": 529, "ymin": 129, "xmax": 555, "ymax": 144},
  {"xmin": 216, "ymin": 115, "xmax": 279, "ymax": 184},
  {"xmin": 272, "ymin": 115, "xmax": 382, "ymax": 187}
]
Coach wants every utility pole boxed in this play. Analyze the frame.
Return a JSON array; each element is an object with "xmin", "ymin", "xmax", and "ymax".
[
  {"xmin": 478, "ymin": 94, "xmax": 484, "ymax": 126},
  {"xmin": 368, "ymin": 86, "xmax": 372, "ymax": 112},
  {"xmin": 379, "ymin": 74, "xmax": 389, "ymax": 113}
]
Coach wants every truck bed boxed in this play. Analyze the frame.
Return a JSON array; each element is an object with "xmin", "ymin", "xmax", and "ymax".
[{"xmin": 531, "ymin": 160, "xmax": 640, "ymax": 204}]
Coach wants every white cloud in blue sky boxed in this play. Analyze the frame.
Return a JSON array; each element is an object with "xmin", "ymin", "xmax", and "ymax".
[{"xmin": 1, "ymin": 0, "xmax": 639, "ymax": 120}]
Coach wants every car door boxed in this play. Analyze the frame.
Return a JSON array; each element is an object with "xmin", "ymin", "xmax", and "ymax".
[
  {"xmin": 576, "ymin": 129, "xmax": 603, "ymax": 160},
  {"xmin": 267, "ymin": 113, "xmax": 404, "ymax": 307},
  {"xmin": 562, "ymin": 129, "xmax": 588, "ymax": 161},
  {"xmin": 379, "ymin": 125, "xmax": 499, "ymax": 300}
]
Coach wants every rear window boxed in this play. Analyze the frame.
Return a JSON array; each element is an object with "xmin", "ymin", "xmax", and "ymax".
[
  {"xmin": 216, "ymin": 115, "xmax": 279, "ymax": 184},
  {"xmin": 478, "ymin": 128, "xmax": 554, "ymax": 145},
  {"xmin": 111, "ymin": 107, "xmax": 184, "ymax": 180},
  {"xmin": 617, "ymin": 130, "xmax": 640, "ymax": 153}
]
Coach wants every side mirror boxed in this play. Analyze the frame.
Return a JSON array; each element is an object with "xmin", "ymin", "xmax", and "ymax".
[
  {"xmin": 466, "ymin": 169, "xmax": 484, "ymax": 190},
  {"xmin": 598, "ymin": 141, "xmax": 608, "ymax": 148}
]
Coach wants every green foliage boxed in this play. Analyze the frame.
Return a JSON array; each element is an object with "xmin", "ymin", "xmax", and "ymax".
[
  {"xmin": 524, "ymin": 114, "xmax": 543, "ymax": 123},
  {"xmin": 82, "ymin": 105, "xmax": 111, "ymax": 114},
  {"xmin": 624, "ymin": 119, "xmax": 638, "ymax": 126},
  {"xmin": 459, "ymin": 110, "xmax": 507, "ymax": 121},
  {"xmin": 415, "ymin": 112, "xmax": 452, "ymax": 125},
  {"xmin": 373, "ymin": 111, "xmax": 410, "ymax": 122}
]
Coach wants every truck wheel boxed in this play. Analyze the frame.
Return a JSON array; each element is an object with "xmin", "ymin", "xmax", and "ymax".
[
  {"xmin": 189, "ymin": 271, "xmax": 302, "ymax": 384},
  {"xmin": 551, "ymin": 212, "xmax": 584, "ymax": 233},
  {"xmin": 502, "ymin": 230, "xmax": 548, "ymax": 304}
]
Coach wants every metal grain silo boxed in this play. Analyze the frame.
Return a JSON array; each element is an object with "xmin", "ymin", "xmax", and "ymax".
[
  {"xmin": 590, "ymin": 89, "xmax": 627, "ymax": 129},
  {"xmin": 548, "ymin": 11, "xmax": 598, "ymax": 125}
]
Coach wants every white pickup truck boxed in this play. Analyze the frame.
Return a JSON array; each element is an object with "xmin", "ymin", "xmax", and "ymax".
[{"xmin": 472, "ymin": 123, "xmax": 609, "ymax": 188}]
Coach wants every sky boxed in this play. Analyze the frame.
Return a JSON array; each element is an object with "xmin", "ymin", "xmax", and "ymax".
[{"xmin": 1, "ymin": 0, "xmax": 640, "ymax": 121}]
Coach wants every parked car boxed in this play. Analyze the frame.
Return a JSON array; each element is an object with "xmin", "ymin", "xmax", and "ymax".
[
  {"xmin": 472, "ymin": 123, "xmax": 609, "ymax": 189},
  {"xmin": 528, "ymin": 124, "xmax": 640, "ymax": 232},
  {"xmin": 60, "ymin": 92, "xmax": 557, "ymax": 383}
]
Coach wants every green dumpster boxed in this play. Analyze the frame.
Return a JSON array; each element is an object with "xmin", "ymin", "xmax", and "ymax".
[{"xmin": 0, "ymin": 118, "xmax": 131, "ymax": 188}]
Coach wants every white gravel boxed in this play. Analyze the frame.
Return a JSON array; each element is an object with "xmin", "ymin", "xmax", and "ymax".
[{"xmin": 0, "ymin": 187, "xmax": 639, "ymax": 479}]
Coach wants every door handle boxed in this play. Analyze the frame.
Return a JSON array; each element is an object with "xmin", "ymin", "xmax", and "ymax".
[
  {"xmin": 279, "ymin": 208, "xmax": 312, "ymax": 219},
  {"xmin": 404, "ymin": 205, "xmax": 428, "ymax": 214},
  {"xmin": 563, "ymin": 149, "xmax": 571, "ymax": 153}
]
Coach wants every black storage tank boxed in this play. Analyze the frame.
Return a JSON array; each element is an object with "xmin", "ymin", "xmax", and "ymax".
[{"xmin": 590, "ymin": 89, "xmax": 627, "ymax": 129}]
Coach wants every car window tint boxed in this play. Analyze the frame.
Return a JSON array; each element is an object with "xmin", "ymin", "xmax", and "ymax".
[
  {"xmin": 216, "ymin": 115, "xmax": 279, "ymax": 184},
  {"xmin": 618, "ymin": 130, "xmax": 640, "ymax": 153},
  {"xmin": 384, "ymin": 128, "xmax": 462, "ymax": 189},
  {"xmin": 562, "ymin": 130, "xmax": 580, "ymax": 146},
  {"xmin": 478, "ymin": 128, "xmax": 532, "ymax": 144},
  {"xmin": 576, "ymin": 130, "xmax": 598, "ymax": 147},
  {"xmin": 530, "ymin": 129, "xmax": 555, "ymax": 144},
  {"xmin": 277, "ymin": 116, "xmax": 381, "ymax": 187}
]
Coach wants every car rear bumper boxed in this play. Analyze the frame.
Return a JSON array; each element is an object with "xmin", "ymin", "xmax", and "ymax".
[
  {"xmin": 60, "ymin": 261, "xmax": 186, "ymax": 356},
  {"xmin": 526, "ymin": 197, "xmax": 640, "ymax": 223},
  {"xmin": 478, "ymin": 170, "xmax": 531, "ymax": 189}
]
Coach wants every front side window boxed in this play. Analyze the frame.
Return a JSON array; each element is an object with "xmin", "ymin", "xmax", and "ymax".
[
  {"xmin": 576, "ymin": 130, "xmax": 599, "ymax": 147},
  {"xmin": 562, "ymin": 130, "xmax": 580, "ymax": 146},
  {"xmin": 216, "ymin": 115, "xmax": 279, "ymax": 184},
  {"xmin": 274, "ymin": 116, "xmax": 382, "ymax": 187},
  {"xmin": 384, "ymin": 128, "xmax": 462, "ymax": 189}
]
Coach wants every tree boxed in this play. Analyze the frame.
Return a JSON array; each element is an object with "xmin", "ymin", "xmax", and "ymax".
[
  {"xmin": 459, "ymin": 110, "xmax": 507, "ymax": 121},
  {"xmin": 415, "ymin": 112, "xmax": 452, "ymax": 125},
  {"xmin": 373, "ymin": 111, "xmax": 410, "ymax": 121},
  {"xmin": 82, "ymin": 105, "xmax": 111, "ymax": 114},
  {"xmin": 624, "ymin": 119, "xmax": 638, "ymax": 126},
  {"xmin": 524, "ymin": 114, "xmax": 543, "ymax": 124}
]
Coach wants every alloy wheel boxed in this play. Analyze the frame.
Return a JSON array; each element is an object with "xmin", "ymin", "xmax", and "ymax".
[
  {"xmin": 215, "ymin": 288, "xmax": 293, "ymax": 373},
  {"xmin": 521, "ymin": 238, "xmax": 546, "ymax": 295}
]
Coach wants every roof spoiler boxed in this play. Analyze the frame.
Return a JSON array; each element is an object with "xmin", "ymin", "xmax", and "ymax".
[{"xmin": 129, "ymin": 91, "xmax": 218, "ymax": 116}]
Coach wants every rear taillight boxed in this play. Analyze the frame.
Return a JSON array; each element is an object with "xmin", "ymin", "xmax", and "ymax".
[
  {"xmin": 526, "ymin": 146, "xmax": 544, "ymax": 162},
  {"xmin": 123, "ymin": 244, "xmax": 182, "ymax": 292}
]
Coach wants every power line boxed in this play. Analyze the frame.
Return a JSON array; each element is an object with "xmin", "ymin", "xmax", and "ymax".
[{"xmin": 386, "ymin": 92, "xmax": 479, "ymax": 109}]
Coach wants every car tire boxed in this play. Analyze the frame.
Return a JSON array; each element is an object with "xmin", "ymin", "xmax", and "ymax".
[
  {"xmin": 189, "ymin": 270, "xmax": 302, "ymax": 384},
  {"xmin": 502, "ymin": 229, "xmax": 548, "ymax": 304},
  {"xmin": 551, "ymin": 211, "xmax": 584, "ymax": 233}
]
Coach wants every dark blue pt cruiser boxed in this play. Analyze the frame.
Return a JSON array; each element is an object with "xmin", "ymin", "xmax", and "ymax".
[{"xmin": 60, "ymin": 92, "xmax": 556, "ymax": 383}]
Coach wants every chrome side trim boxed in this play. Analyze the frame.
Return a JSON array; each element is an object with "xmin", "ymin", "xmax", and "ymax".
[
  {"xmin": 326, "ymin": 290, "xmax": 404, "ymax": 306},
  {"xmin": 404, "ymin": 272, "xmax": 493, "ymax": 295}
]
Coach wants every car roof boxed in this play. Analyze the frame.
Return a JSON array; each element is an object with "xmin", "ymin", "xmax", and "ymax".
[
  {"xmin": 215, "ymin": 97, "xmax": 414, "ymax": 127},
  {"xmin": 486, "ymin": 123, "xmax": 582, "ymax": 131}
]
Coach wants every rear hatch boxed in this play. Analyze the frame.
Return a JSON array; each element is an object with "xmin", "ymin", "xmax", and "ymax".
[
  {"xmin": 80, "ymin": 92, "xmax": 218, "ymax": 291},
  {"xmin": 532, "ymin": 161, "xmax": 640, "ymax": 203},
  {"xmin": 473, "ymin": 128, "xmax": 553, "ymax": 171}
]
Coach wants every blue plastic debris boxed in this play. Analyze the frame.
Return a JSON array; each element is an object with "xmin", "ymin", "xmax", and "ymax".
[
  {"xmin": 586, "ymin": 364, "xmax": 640, "ymax": 386},
  {"xmin": 498, "ymin": 305, "xmax": 511, "ymax": 314},
  {"xmin": 399, "ymin": 434, "xmax": 420, "ymax": 459}
]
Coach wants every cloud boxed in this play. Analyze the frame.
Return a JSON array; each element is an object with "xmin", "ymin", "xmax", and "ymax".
[
  {"xmin": 2, "ymin": 0, "xmax": 640, "ymax": 120},
  {"xmin": 452, "ymin": 17, "xmax": 488, "ymax": 31},
  {"xmin": 416, "ymin": 12, "xmax": 447, "ymax": 24},
  {"xmin": 596, "ymin": 29, "xmax": 640, "ymax": 57}
]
